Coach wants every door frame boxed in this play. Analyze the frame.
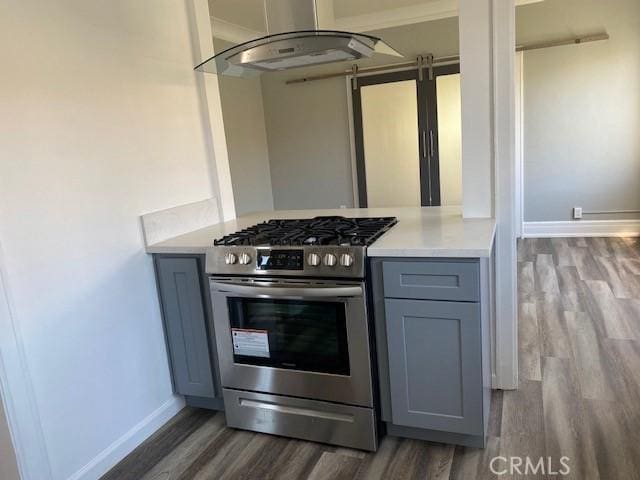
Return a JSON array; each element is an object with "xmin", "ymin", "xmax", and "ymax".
[
  {"xmin": 515, "ymin": 51, "xmax": 525, "ymax": 238},
  {"xmin": 351, "ymin": 69, "xmax": 434, "ymax": 208},
  {"xmin": 347, "ymin": 64, "xmax": 460, "ymax": 208}
]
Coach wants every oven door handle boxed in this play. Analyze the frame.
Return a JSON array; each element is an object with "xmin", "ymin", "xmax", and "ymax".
[{"xmin": 211, "ymin": 281, "xmax": 363, "ymax": 298}]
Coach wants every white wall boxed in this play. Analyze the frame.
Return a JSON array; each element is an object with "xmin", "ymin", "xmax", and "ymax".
[
  {"xmin": 0, "ymin": 1, "xmax": 219, "ymax": 479},
  {"xmin": 214, "ymin": 39, "xmax": 274, "ymax": 215},
  {"xmin": 518, "ymin": 0, "xmax": 640, "ymax": 221},
  {"xmin": 262, "ymin": 74, "xmax": 356, "ymax": 210}
]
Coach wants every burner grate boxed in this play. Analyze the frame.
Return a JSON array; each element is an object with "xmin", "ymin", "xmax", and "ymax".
[{"xmin": 214, "ymin": 216, "xmax": 397, "ymax": 247}]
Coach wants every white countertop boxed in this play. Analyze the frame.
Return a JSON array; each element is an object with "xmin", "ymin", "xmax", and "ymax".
[{"xmin": 145, "ymin": 206, "xmax": 496, "ymax": 258}]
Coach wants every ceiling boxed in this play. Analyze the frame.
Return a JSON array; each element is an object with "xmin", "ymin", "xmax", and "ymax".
[
  {"xmin": 208, "ymin": 0, "xmax": 543, "ymax": 45},
  {"xmin": 208, "ymin": 0, "xmax": 453, "ymax": 30},
  {"xmin": 333, "ymin": 0, "xmax": 451, "ymax": 19},
  {"xmin": 207, "ymin": 0, "xmax": 461, "ymax": 44}
]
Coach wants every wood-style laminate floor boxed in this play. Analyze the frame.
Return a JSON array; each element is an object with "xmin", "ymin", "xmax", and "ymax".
[{"xmin": 103, "ymin": 237, "xmax": 640, "ymax": 480}]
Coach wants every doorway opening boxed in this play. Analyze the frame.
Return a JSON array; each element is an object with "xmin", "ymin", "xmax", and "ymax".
[{"xmin": 350, "ymin": 64, "xmax": 461, "ymax": 208}]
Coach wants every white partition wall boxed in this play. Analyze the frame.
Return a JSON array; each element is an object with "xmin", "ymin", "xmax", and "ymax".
[
  {"xmin": 459, "ymin": 0, "xmax": 494, "ymax": 219},
  {"xmin": 189, "ymin": 0, "xmax": 236, "ymax": 221},
  {"xmin": 492, "ymin": 0, "xmax": 518, "ymax": 390},
  {"xmin": 459, "ymin": 0, "xmax": 518, "ymax": 389}
]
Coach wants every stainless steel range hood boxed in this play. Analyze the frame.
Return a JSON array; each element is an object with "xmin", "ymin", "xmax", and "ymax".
[{"xmin": 195, "ymin": 0, "xmax": 403, "ymax": 77}]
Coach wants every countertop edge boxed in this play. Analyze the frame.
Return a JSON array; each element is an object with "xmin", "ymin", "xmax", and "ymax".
[
  {"xmin": 146, "ymin": 246, "xmax": 209, "ymax": 255},
  {"xmin": 145, "ymin": 246, "xmax": 493, "ymax": 257},
  {"xmin": 147, "ymin": 242, "xmax": 496, "ymax": 258},
  {"xmin": 366, "ymin": 248, "xmax": 493, "ymax": 258}
]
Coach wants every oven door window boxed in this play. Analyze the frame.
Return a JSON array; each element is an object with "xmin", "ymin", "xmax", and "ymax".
[{"xmin": 227, "ymin": 298, "xmax": 350, "ymax": 375}]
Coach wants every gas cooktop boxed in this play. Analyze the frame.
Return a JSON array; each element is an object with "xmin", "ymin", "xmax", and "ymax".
[
  {"xmin": 214, "ymin": 216, "xmax": 398, "ymax": 247},
  {"xmin": 207, "ymin": 216, "xmax": 397, "ymax": 278}
]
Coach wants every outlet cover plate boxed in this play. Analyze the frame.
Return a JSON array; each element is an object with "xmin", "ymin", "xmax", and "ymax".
[{"xmin": 573, "ymin": 207, "xmax": 583, "ymax": 219}]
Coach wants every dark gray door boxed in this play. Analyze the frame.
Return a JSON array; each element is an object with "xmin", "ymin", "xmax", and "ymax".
[
  {"xmin": 385, "ymin": 298, "xmax": 483, "ymax": 435},
  {"xmin": 156, "ymin": 257, "xmax": 216, "ymax": 398}
]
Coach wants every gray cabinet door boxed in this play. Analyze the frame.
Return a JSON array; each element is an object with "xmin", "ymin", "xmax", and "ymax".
[
  {"xmin": 156, "ymin": 257, "xmax": 216, "ymax": 398},
  {"xmin": 385, "ymin": 298, "xmax": 483, "ymax": 435}
]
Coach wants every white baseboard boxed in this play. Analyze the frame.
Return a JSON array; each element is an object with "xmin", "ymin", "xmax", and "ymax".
[
  {"xmin": 67, "ymin": 396, "xmax": 185, "ymax": 480},
  {"xmin": 523, "ymin": 220, "xmax": 640, "ymax": 238}
]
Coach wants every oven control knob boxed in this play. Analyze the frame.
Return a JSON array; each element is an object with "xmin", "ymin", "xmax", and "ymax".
[
  {"xmin": 339, "ymin": 253, "xmax": 354, "ymax": 268},
  {"xmin": 307, "ymin": 253, "xmax": 321, "ymax": 267},
  {"xmin": 224, "ymin": 252, "xmax": 238, "ymax": 265},
  {"xmin": 323, "ymin": 253, "xmax": 337, "ymax": 267},
  {"xmin": 239, "ymin": 253, "xmax": 252, "ymax": 265}
]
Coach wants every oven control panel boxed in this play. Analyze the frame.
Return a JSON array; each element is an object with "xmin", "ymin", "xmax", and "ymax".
[
  {"xmin": 256, "ymin": 250, "xmax": 304, "ymax": 270},
  {"xmin": 207, "ymin": 246, "xmax": 366, "ymax": 278}
]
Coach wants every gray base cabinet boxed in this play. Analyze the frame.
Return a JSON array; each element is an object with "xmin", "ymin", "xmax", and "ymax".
[
  {"xmin": 154, "ymin": 255, "xmax": 223, "ymax": 408},
  {"xmin": 371, "ymin": 257, "xmax": 493, "ymax": 448}
]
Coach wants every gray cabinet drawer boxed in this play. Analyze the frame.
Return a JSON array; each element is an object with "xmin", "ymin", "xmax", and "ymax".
[
  {"xmin": 382, "ymin": 260, "xmax": 479, "ymax": 302},
  {"xmin": 385, "ymin": 298, "xmax": 483, "ymax": 435}
]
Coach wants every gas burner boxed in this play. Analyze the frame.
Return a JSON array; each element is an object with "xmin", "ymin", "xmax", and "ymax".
[{"xmin": 214, "ymin": 216, "xmax": 397, "ymax": 247}]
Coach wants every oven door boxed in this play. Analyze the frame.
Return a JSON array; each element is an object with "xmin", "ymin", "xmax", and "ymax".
[{"xmin": 210, "ymin": 277, "xmax": 374, "ymax": 407}]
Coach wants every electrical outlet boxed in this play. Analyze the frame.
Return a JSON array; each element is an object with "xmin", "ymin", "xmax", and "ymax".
[{"xmin": 573, "ymin": 207, "xmax": 583, "ymax": 219}]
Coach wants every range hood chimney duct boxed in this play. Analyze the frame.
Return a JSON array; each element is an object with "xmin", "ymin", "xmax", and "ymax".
[{"xmin": 264, "ymin": 0, "xmax": 318, "ymax": 33}]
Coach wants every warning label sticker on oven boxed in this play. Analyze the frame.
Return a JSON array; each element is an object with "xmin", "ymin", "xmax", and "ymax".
[{"xmin": 231, "ymin": 329, "xmax": 270, "ymax": 358}]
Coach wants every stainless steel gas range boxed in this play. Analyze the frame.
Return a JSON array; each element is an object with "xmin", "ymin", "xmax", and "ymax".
[{"xmin": 205, "ymin": 216, "xmax": 397, "ymax": 451}]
